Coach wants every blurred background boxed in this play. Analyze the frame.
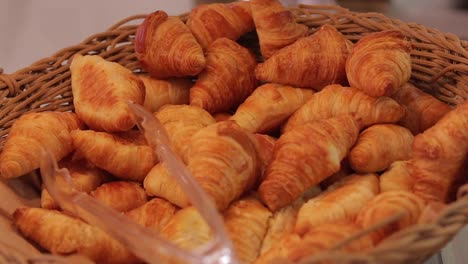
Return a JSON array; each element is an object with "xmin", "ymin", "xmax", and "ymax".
[{"xmin": 0, "ymin": 0, "xmax": 467, "ymax": 263}]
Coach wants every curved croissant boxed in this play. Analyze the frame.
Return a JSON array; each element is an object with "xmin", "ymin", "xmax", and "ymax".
[
  {"xmin": 283, "ymin": 84, "xmax": 406, "ymax": 133},
  {"xmin": 125, "ymin": 198, "xmax": 177, "ymax": 233},
  {"xmin": 346, "ymin": 30, "xmax": 412, "ymax": 97},
  {"xmin": 355, "ymin": 191, "xmax": 425, "ymax": 244},
  {"xmin": 140, "ymin": 75, "xmax": 191, "ymax": 113},
  {"xmin": 190, "ymin": 38, "xmax": 257, "ymax": 114},
  {"xmin": 0, "ymin": 112, "xmax": 84, "ymax": 179},
  {"xmin": 230, "ymin": 83, "xmax": 314, "ymax": 133},
  {"xmin": 70, "ymin": 54, "xmax": 145, "ymax": 132},
  {"xmin": 224, "ymin": 197, "xmax": 272, "ymax": 264},
  {"xmin": 71, "ymin": 130, "xmax": 156, "ymax": 182},
  {"xmin": 255, "ymin": 24, "xmax": 352, "ymax": 90},
  {"xmin": 13, "ymin": 207, "xmax": 138, "ymax": 264},
  {"xmin": 349, "ymin": 124, "xmax": 414, "ymax": 173},
  {"xmin": 411, "ymin": 101, "xmax": 468, "ymax": 203},
  {"xmin": 91, "ymin": 181, "xmax": 148, "ymax": 212},
  {"xmin": 295, "ymin": 174, "xmax": 379, "ymax": 235},
  {"xmin": 187, "ymin": 2, "xmax": 254, "ymax": 49},
  {"xmin": 259, "ymin": 115, "xmax": 360, "ymax": 211},
  {"xmin": 392, "ymin": 83, "xmax": 451, "ymax": 134},
  {"xmin": 379, "ymin": 160, "xmax": 414, "ymax": 193},
  {"xmin": 250, "ymin": 0, "xmax": 308, "ymax": 59},
  {"xmin": 135, "ymin": 11, "xmax": 205, "ymax": 78}
]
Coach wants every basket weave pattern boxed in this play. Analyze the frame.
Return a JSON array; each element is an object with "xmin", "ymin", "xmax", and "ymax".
[{"xmin": 0, "ymin": 5, "xmax": 467, "ymax": 264}]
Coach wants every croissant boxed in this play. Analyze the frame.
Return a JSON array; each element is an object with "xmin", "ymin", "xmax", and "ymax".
[
  {"xmin": 140, "ymin": 75, "xmax": 191, "ymax": 113},
  {"xmin": 186, "ymin": 121, "xmax": 259, "ymax": 210},
  {"xmin": 90, "ymin": 181, "xmax": 148, "ymax": 212},
  {"xmin": 411, "ymin": 101, "xmax": 468, "ymax": 203},
  {"xmin": 295, "ymin": 174, "xmax": 379, "ymax": 235},
  {"xmin": 224, "ymin": 197, "xmax": 272, "ymax": 264},
  {"xmin": 125, "ymin": 198, "xmax": 178, "ymax": 233},
  {"xmin": 254, "ymin": 134, "xmax": 277, "ymax": 182},
  {"xmin": 41, "ymin": 157, "xmax": 106, "ymax": 209},
  {"xmin": 255, "ymin": 220, "xmax": 373, "ymax": 264},
  {"xmin": 70, "ymin": 54, "xmax": 145, "ymax": 132},
  {"xmin": 392, "ymin": 83, "xmax": 451, "ymax": 134},
  {"xmin": 379, "ymin": 160, "xmax": 413, "ymax": 193},
  {"xmin": 190, "ymin": 38, "xmax": 257, "ymax": 114},
  {"xmin": 230, "ymin": 83, "xmax": 314, "ymax": 133},
  {"xmin": 213, "ymin": 112, "xmax": 233, "ymax": 122},
  {"xmin": 346, "ymin": 30, "xmax": 412, "ymax": 97},
  {"xmin": 349, "ymin": 124, "xmax": 414, "ymax": 173},
  {"xmin": 135, "ymin": 11, "xmax": 205, "ymax": 78},
  {"xmin": 0, "ymin": 112, "xmax": 84, "ymax": 179},
  {"xmin": 186, "ymin": 1, "xmax": 254, "ymax": 49},
  {"xmin": 283, "ymin": 84, "xmax": 406, "ymax": 133},
  {"xmin": 259, "ymin": 115, "xmax": 360, "ymax": 211},
  {"xmin": 255, "ymin": 24, "xmax": 352, "ymax": 90},
  {"xmin": 355, "ymin": 191, "xmax": 425, "ymax": 244},
  {"xmin": 250, "ymin": 0, "xmax": 308, "ymax": 59},
  {"xmin": 320, "ymin": 159, "xmax": 352, "ymax": 189},
  {"xmin": 13, "ymin": 207, "xmax": 138, "ymax": 264},
  {"xmin": 71, "ymin": 130, "xmax": 156, "ymax": 182}
]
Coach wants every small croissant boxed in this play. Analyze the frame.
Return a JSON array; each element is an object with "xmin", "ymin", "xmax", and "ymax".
[
  {"xmin": 139, "ymin": 75, "xmax": 191, "ymax": 113},
  {"xmin": 346, "ymin": 30, "xmax": 412, "ymax": 97},
  {"xmin": 255, "ymin": 24, "xmax": 352, "ymax": 90},
  {"xmin": 250, "ymin": 0, "xmax": 308, "ymax": 59},
  {"xmin": 0, "ymin": 112, "xmax": 84, "ymax": 179},
  {"xmin": 187, "ymin": 2, "xmax": 254, "ymax": 49},
  {"xmin": 71, "ymin": 130, "xmax": 156, "ymax": 182},
  {"xmin": 283, "ymin": 84, "xmax": 406, "ymax": 133},
  {"xmin": 230, "ymin": 83, "xmax": 314, "ymax": 133},
  {"xmin": 190, "ymin": 38, "xmax": 257, "ymax": 114},
  {"xmin": 379, "ymin": 160, "xmax": 414, "ymax": 193},
  {"xmin": 91, "ymin": 181, "xmax": 148, "ymax": 212},
  {"xmin": 70, "ymin": 54, "xmax": 145, "ymax": 132},
  {"xmin": 13, "ymin": 207, "xmax": 139, "ymax": 264},
  {"xmin": 125, "ymin": 198, "xmax": 178, "ymax": 233},
  {"xmin": 259, "ymin": 115, "xmax": 360, "ymax": 211}
]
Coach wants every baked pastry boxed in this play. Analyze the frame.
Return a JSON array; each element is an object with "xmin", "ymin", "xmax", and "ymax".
[
  {"xmin": 255, "ymin": 24, "xmax": 352, "ymax": 89},
  {"xmin": 213, "ymin": 112, "xmax": 233, "ymax": 122},
  {"xmin": 70, "ymin": 54, "xmax": 145, "ymax": 132},
  {"xmin": 0, "ymin": 112, "xmax": 83, "ymax": 179},
  {"xmin": 259, "ymin": 115, "xmax": 360, "ymax": 211},
  {"xmin": 190, "ymin": 38, "xmax": 257, "ymax": 114},
  {"xmin": 250, "ymin": 0, "xmax": 308, "ymax": 59},
  {"xmin": 346, "ymin": 30, "xmax": 412, "ymax": 97},
  {"xmin": 125, "ymin": 198, "xmax": 178, "ymax": 232},
  {"xmin": 91, "ymin": 181, "xmax": 148, "ymax": 212},
  {"xmin": 135, "ymin": 11, "xmax": 205, "ymax": 78},
  {"xmin": 139, "ymin": 75, "xmax": 191, "ymax": 113},
  {"xmin": 230, "ymin": 83, "xmax": 314, "ymax": 133},
  {"xmin": 254, "ymin": 134, "xmax": 277, "ymax": 182},
  {"xmin": 379, "ymin": 160, "xmax": 413, "ymax": 193}
]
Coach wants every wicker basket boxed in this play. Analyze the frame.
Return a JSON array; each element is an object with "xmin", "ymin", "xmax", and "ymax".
[{"xmin": 0, "ymin": 4, "xmax": 467, "ymax": 264}]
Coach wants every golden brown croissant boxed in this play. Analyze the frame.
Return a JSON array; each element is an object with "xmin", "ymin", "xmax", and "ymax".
[
  {"xmin": 255, "ymin": 220, "xmax": 373, "ymax": 264},
  {"xmin": 250, "ymin": 0, "xmax": 308, "ymax": 59},
  {"xmin": 224, "ymin": 197, "xmax": 272, "ymax": 264},
  {"xmin": 411, "ymin": 101, "xmax": 468, "ymax": 203},
  {"xmin": 355, "ymin": 191, "xmax": 425, "ymax": 244},
  {"xmin": 13, "ymin": 207, "xmax": 139, "ymax": 264},
  {"xmin": 186, "ymin": 2, "xmax": 254, "ymax": 49},
  {"xmin": 190, "ymin": 38, "xmax": 257, "ymax": 114},
  {"xmin": 0, "ymin": 112, "xmax": 84, "ymax": 179},
  {"xmin": 91, "ymin": 181, "xmax": 148, "ymax": 212},
  {"xmin": 139, "ymin": 75, "xmax": 191, "ymax": 113},
  {"xmin": 70, "ymin": 54, "xmax": 145, "ymax": 132},
  {"xmin": 295, "ymin": 174, "xmax": 379, "ymax": 235},
  {"xmin": 230, "ymin": 83, "xmax": 314, "ymax": 133},
  {"xmin": 255, "ymin": 24, "xmax": 352, "ymax": 90},
  {"xmin": 379, "ymin": 160, "xmax": 414, "ymax": 193},
  {"xmin": 41, "ymin": 157, "xmax": 106, "ymax": 209},
  {"xmin": 254, "ymin": 134, "xmax": 277, "ymax": 182},
  {"xmin": 135, "ymin": 11, "xmax": 205, "ymax": 78},
  {"xmin": 125, "ymin": 198, "xmax": 178, "ymax": 233},
  {"xmin": 71, "ymin": 130, "xmax": 156, "ymax": 182},
  {"xmin": 392, "ymin": 83, "xmax": 451, "ymax": 134},
  {"xmin": 259, "ymin": 115, "xmax": 360, "ymax": 211},
  {"xmin": 349, "ymin": 124, "xmax": 414, "ymax": 173},
  {"xmin": 346, "ymin": 30, "xmax": 412, "ymax": 97},
  {"xmin": 185, "ymin": 121, "xmax": 260, "ymax": 210},
  {"xmin": 283, "ymin": 84, "xmax": 406, "ymax": 133}
]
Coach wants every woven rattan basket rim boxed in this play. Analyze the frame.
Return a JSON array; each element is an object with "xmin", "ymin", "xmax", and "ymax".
[{"xmin": 0, "ymin": 4, "xmax": 467, "ymax": 264}]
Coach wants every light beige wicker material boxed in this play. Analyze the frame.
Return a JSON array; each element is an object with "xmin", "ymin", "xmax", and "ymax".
[{"xmin": 0, "ymin": 4, "xmax": 467, "ymax": 264}]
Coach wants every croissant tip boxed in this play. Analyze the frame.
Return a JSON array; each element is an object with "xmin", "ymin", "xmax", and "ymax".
[
  {"xmin": 12, "ymin": 207, "xmax": 29, "ymax": 222},
  {"xmin": 0, "ymin": 162, "xmax": 21, "ymax": 179}
]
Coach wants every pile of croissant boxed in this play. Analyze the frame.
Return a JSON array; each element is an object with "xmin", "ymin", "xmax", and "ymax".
[{"xmin": 1, "ymin": 0, "xmax": 467, "ymax": 263}]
